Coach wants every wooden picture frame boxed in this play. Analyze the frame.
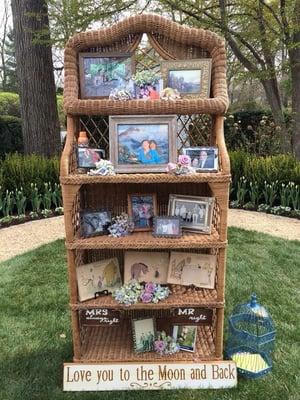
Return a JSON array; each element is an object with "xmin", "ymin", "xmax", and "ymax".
[
  {"xmin": 168, "ymin": 194, "xmax": 214, "ymax": 234},
  {"xmin": 153, "ymin": 216, "xmax": 182, "ymax": 238},
  {"xmin": 183, "ymin": 146, "xmax": 218, "ymax": 172},
  {"xmin": 161, "ymin": 59, "xmax": 212, "ymax": 99},
  {"xmin": 124, "ymin": 251, "xmax": 169, "ymax": 284},
  {"xmin": 167, "ymin": 251, "xmax": 217, "ymax": 289},
  {"xmin": 109, "ymin": 115, "xmax": 178, "ymax": 173},
  {"xmin": 76, "ymin": 258, "xmax": 122, "ymax": 301},
  {"xmin": 79, "ymin": 52, "xmax": 134, "ymax": 99},
  {"xmin": 127, "ymin": 193, "xmax": 157, "ymax": 231},
  {"xmin": 132, "ymin": 318, "xmax": 156, "ymax": 353}
]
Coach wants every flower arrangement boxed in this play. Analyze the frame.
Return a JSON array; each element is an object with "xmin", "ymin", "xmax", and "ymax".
[
  {"xmin": 88, "ymin": 159, "xmax": 116, "ymax": 176},
  {"xmin": 109, "ymin": 88, "xmax": 134, "ymax": 101},
  {"xmin": 166, "ymin": 154, "xmax": 195, "ymax": 175},
  {"xmin": 112, "ymin": 280, "xmax": 170, "ymax": 306},
  {"xmin": 160, "ymin": 87, "xmax": 181, "ymax": 101},
  {"xmin": 108, "ymin": 212, "xmax": 134, "ymax": 237},
  {"xmin": 154, "ymin": 331, "xmax": 180, "ymax": 355}
]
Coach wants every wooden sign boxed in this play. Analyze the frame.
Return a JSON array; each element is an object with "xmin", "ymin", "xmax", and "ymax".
[
  {"xmin": 80, "ymin": 308, "xmax": 121, "ymax": 326},
  {"xmin": 63, "ymin": 362, "xmax": 237, "ymax": 391},
  {"xmin": 169, "ymin": 307, "xmax": 213, "ymax": 325}
]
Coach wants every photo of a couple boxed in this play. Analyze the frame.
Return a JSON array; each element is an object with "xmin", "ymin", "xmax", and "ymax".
[{"xmin": 117, "ymin": 123, "xmax": 169, "ymax": 165}]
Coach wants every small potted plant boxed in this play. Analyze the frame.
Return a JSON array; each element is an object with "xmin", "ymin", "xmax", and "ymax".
[{"xmin": 132, "ymin": 70, "xmax": 161, "ymax": 100}]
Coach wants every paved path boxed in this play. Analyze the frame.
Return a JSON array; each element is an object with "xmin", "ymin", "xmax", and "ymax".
[{"xmin": 0, "ymin": 210, "xmax": 299, "ymax": 262}]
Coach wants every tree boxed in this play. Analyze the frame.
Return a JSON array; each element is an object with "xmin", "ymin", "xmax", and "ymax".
[
  {"xmin": 1, "ymin": 29, "xmax": 18, "ymax": 92},
  {"xmin": 48, "ymin": 0, "xmax": 137, "ymax": 48},
  {"xmin": 158, "ymin": 0, "xmax": 300, "ymax": 156},
  {"xmin": 11, "ymin": 0, "xmax": 60, "ymax": 156}
]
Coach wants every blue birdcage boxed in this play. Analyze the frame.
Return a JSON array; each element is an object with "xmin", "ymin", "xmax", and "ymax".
[{"xmin": 226, "ymin": 293, "xmax": 276, "ymax": 378}]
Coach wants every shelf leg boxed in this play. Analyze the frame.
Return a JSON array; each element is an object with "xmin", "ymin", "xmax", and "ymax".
[
  {"xmin": 215, "ymin": 307, "xmax": 225, "ymax": 359},
  {"xmin": 62, "ymin": 184, "xmax": 81, "ymax": 242}
]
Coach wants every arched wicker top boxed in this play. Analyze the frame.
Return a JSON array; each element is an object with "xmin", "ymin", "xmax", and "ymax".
[{"xmin": 64, "ymin": 13, "xmax": 229, "ymax": 115}]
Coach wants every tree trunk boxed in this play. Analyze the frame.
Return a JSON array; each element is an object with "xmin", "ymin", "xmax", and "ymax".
[
  {"xmin": 261, "ymin": 77, "xmax": 291, "ymax": 152},
  {"xmin": 289, "ymin": 0, "xmax": 300, "ymax": 160},
  {"xmin": 11, "ymin": 0, "xmax": 60, "ymax": 157}
]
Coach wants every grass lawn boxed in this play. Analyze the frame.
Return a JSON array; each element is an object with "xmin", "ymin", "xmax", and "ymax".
[{"xmin": 0, "ymin": 227, "xmax": 299, "ymax": 400}]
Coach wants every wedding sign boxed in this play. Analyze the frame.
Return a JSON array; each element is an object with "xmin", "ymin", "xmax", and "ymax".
[{"xmin": 64, "ymin": 362, "xmax": 237, "ymax": 391}]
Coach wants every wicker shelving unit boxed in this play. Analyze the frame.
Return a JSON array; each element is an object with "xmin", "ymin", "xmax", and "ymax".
[{"xmin": 61, "ymin": 14, "xmax": 230, "ymax": 364}]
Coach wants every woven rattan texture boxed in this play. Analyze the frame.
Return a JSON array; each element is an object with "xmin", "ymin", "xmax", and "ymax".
[
  {"xmin": 66, "ymin": 230, "xmax": 225, "ymax": 250},
  {"xmin": 61, "ymin": 173, "xmax": 231, "ymax": 185},
  {"xmin": 77, "ymin": 322, "xmax": 217, "ymax": 362},
  {"xmin": 63, "ymin": 14, "xmax": 229, "ymax": 115},
  {"xmin": 71, "ymin": 287, "xmax": 221, "ymax": 310}
]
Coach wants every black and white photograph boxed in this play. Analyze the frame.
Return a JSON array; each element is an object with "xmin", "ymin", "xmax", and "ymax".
[
  {"xmin": 183, "ymin": 147, "xmax": 218, "ymax": 171},
  {"xmin": 132, "ymin": 318, "xmax": 155, "ymax": 353},
  {"xmin": 168, "ymin": 195, "xmax": 214, "ymax": 234},
  {"xmin": 77, "ymin": 147, "xmax": 105, "ymax": 168},
  {"xmin": 153, "ymin": 216, "xmax": 182, "ymax": 238},
  {"xmin": 80, "ymin": 210, "xmax": 111, "ymax": 237}
]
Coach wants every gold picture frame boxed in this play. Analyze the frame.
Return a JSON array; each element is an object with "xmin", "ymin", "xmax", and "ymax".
[{"xmin": 161, "ymin": 59, "xmax": 212, "ymax": 99}]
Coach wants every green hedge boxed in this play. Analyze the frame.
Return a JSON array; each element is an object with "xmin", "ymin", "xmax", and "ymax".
[
  {"xmin": 229, "ymin": 151, "xmax": 300, "ymax": 187},
  {"xmin": 0, "ymin": 153, "xmax": 60, "ymax": 199},
  {"xmin": 0, "ymin": 92, "xmax": 20, "ymax": 117},
  {"xmin": 0, "ymin": 116, "xmax": 23, "ymax": 157}
]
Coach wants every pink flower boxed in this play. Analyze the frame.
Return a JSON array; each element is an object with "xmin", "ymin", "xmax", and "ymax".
[
  {"xmin": 145, "ymin": 282, "xmax": 156, "ymax": 293},
  {"xmin": 178, "ymin": 154, "xmax": 191, "ymax": 166},
  {"xmin": 166, "ymin": 162, "xmax": 177, "ymax": 173},
  {"xmin": 154, "ymin": 340, "xmax": 166, "ymax": 353},
  {"xmin": 140, "ymin": 291, "xmax": 153, "ymax": 303}
]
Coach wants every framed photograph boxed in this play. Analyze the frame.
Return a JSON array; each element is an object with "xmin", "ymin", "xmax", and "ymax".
[
  {"xmin": 76, "ymin": 258, "xmax": 122, "ymax": 301},
  {"xmin": 79, "ymin": 52, "xmax": 133, "ymax": 99},
  {"xmin": 80, "ymin": 210, "xmax": 111, "ymax": 237},
  {"xmin": 173, "ymin": 325, "xmax": 197, "ymax": 352},
  {"xmin": 77, "ymin": 147, "xmax": 105, "ymax": 169},
  {"xmin": 109, "ymin": 115, "xmax": 178, "ymax": 173},
  {"xmin": 161, "ymin": 59, "xmax": 212, "ymax": 99},
  {"xmin": 124, "ymin": 251, "xmax": 169, "ymax": 284},
  {"xmin": 132, "ymin": 318, "xmax": 156, "ymax": 353},
  {"xmin": 168, "ymin": 194, "xmax": 214, "ymax": 234},
  {"xmin": 183, "ymin": 146, "xmax": 218, "ymax": 172},
  {"xmin": 127, "ymin": 193, "xmax": 157, "ymax": 231},
  {"xmin": 167, "ymin": 251, "xmax": 217, "ymax": 289},
  {"xmin": 153, "ymin": 216, "xmax": 182, "ymax": 238}
]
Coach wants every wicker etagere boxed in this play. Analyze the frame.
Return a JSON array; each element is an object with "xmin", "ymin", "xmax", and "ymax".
[{"xmin": 61, "ymin": 14, "xmax": 230, "ymax": 364}]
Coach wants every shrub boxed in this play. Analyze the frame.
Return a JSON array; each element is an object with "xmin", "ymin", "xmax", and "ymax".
[
  {"xmin": 0, "ymin": 153, "xmax": 60, "ymax": 199},
  {"xmin": 230, "ymin": 152, "xmax": 300, "ymax": 189},
  {"xmin": 0, "ymin": 92, "xmax": 20, "ymax": 117},
  {"xmin": 0, "ymin": 116, "xmax": 23, "ymax": 157}
]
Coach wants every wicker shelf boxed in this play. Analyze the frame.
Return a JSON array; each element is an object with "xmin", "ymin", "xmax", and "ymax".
[
  {"xmin": 66, "ymin": 229, "xmax": 226, "ymax": 250},
  {"xmin": 71, "ymin": 288, "xmax": 222, "ymax": 310},
  {"xmin": 61, "ymin": 14, "xmax": 230, "ymax": 366},
  {"xmin": 64, "ymin": 98, "xmax": 228, "ymax": 117},
  {"xmin": 76, "ymin": 321, "xmax": 218, "ymax": 363},
  {"xmin": 61, "ymin": 171, "xmax": 231, "ymax": 185}
]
